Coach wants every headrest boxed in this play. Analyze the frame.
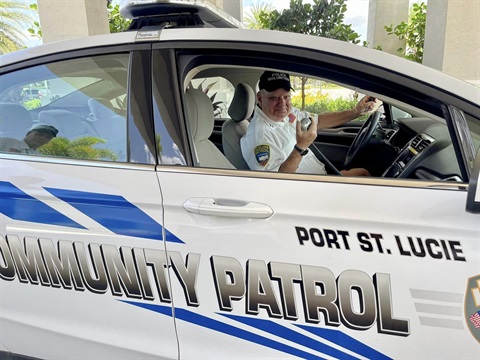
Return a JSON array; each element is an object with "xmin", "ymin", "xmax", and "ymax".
[
  {"xmin": 0, "ymin": 103, "xmax": 33, "ymax": 135},
  {"xmin": 185, "ymin": 88, "xmax": 215, "ymax": 142},
  {"xmin": 88, "ymin": 98, "xmax": 115, "ymax": 119},
  {"xmin": 228, "ymin": 83, "xmax": 255, "ymax": 122},
  {"xmin": 38, "ymin": 110, "xmax": 85, "ymax": 137}
]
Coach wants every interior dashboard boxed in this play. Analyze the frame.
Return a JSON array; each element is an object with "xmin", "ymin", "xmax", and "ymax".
[{"xmin": 382, "ymin": 117, "xmax": 462, "ymax": 181}]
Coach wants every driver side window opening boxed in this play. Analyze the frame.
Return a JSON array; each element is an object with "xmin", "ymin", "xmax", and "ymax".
[{"xmin": 179, "ymin": 62, "xmax": 473, "ymax": 184}]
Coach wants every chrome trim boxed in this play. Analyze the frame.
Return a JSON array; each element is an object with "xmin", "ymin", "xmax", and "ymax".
[
  {"xmin": 1, "ymin": 154, "xmax": 468, "ymax": 191},
  {"xmin": 0, "ymin": 153, "xmax": 156, "ymax": 171},
  {"xmin": 155, "ymin": 165, "xmax": 468, "ymax": 191}
]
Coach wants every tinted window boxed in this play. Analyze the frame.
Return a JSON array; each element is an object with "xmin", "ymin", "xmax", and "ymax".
[{"xmin": 0, "ymin": 54, "xmax": 129, "ymax": 162}]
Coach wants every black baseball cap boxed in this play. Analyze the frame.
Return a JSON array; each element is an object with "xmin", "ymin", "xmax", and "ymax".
[{"xmin": 259, "ymin": 71, "xmax": 294, "ymax": 92}]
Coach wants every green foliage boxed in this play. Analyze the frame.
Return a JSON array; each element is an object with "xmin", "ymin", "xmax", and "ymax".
[
  {"xmin": 258, "ymin": 0, "xmax": 361, "ymax": 44},
  {"xmin": 385, "ymin": 2, "xmax": 427, "ymax": 63},
  {"xmin": 23, "ymin": 98, "xmax": 41, "ymax": 110},
  {"xmin": 291, "ymin": 90, "xmax": 368, "ymax": 121},
  {"xmin": 27, "ymin": 3, "xmax": 42, "ymax": 39},
  {"xmin": 38, "ymin": 136, "xmax": 118, "ymax": 161},
  {"xmin": 155, "ymin": 133, "xmax": 162, "ymax": 157},
  {"xmin": 244, "ymin": 2, "xmax": 274, "ymax": 29},
  {"xmin": 257, "ymin": 0, "xmax": 361, "ymax": 110},
  {"xmin": 0, "ymin": 0, "xmax": 36, "ymax": 53},
  {"xmin": 108, "ymin": 3, "xmax": 131, "ymax": 33},
  {"xmin": 292, "ymin": 90, "xmax": 357, "ymax": 114}
]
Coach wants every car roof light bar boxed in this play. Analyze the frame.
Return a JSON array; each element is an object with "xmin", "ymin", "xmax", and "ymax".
[{"xmin": 120, "ymin": 0, "xmax": 243, "ymax": 29}]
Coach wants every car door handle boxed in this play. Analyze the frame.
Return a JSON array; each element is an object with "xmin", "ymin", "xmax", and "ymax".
[{"xmin": 183, "ymin": 198, "xmax": 273, "ymax": 219}]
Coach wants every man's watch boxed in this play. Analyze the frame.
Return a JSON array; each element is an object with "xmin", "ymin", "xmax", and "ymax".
[{"xmin": 294, "ymin": 144, "xmax": 308, "ymax": 156}]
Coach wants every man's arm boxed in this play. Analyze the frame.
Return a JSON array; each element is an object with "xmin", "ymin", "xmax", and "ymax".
[{"xmin": 317, "ymin": 96, "xmax": 376, "ymax": 130}]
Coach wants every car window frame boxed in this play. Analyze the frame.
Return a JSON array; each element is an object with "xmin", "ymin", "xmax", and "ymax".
[
  {"xmin": 0, "ymin": 43, "xmax": 157, "ymax": 167},
  {"xmin": 164, "ymin": 40, "xmax": 477, "ymax": 189}
]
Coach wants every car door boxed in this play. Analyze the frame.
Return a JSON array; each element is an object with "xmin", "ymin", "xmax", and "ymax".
[
  {"xmin": 0, "ymin": 47, "xmax": 178, "ymax": 359},
  {"xmin": 148, "ymin": 40, "xmax": 480, "ymax": 359}
]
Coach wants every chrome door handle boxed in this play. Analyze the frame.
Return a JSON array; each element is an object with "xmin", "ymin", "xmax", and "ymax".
[{"xmin": 183, "ymin": 198, "xmax": 273, "ymax": 219}]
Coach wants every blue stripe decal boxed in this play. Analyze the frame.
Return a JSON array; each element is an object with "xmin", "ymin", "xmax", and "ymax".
[
  {"xmin": 122, "ymin": 301, "xmax": 325, "ymax": 359},
  {"xmin": 220, "ymin": 313, "xmax": 359, "ymax": 359},
  {"xmin": 0, "ymin": 181, "xmax": 85, "ymax": 229},
  {"xmin": 45, "ymin": 187, "xmax": 183, "ymax": 243},
  {"xmin": 297, "ymin": 324, "xmax": 392, "ymax": 360}
]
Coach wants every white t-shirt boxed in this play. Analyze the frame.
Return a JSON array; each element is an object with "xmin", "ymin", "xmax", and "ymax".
[
  {"xmin": 0, "ymin": 138, "xmax": 36, "ymax": 154},
  {"xmin": 240, "ymin": 106, "xmax": 326, "ymax": 174}
]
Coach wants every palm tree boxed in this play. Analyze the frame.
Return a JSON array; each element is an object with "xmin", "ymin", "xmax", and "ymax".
[
  {"xmin": 243, "ymin": 2, "xmax": 274, "ymax": 30},
  {"xmin": 0, "ymin": 0, "xmax": 35, "ymax": 54},
  {"xmin": 38, "ymin": 136, "xmax": 118, "ymax": 161}
]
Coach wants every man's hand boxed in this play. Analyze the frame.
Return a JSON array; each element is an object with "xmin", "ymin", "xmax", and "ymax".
[
  {"xmin": 279, "ymin": 119, "xmax": 318, "ymax": 173},
  {"xmin": 295, "ymin": 118, "xmax": 317, "ymax": 149},
  {"xmin": 355, "ymin": 96, "xmax": 376, "ymax": 115}
]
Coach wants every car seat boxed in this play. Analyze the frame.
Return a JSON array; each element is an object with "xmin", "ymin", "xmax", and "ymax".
[
  {"xmin": 0, "ymin": 103, "xmax": 33, "ymax": 139},
  {"xmin": 221, "ymin": 83, "xmax": 255, "ymax": 169},
  {"xmin": 185, "ymin": 88, "xmax": 234, "ymax": 169},
  {"xmin": 38, "ymin": 109, "xmax": 98, "ymax": 140}
]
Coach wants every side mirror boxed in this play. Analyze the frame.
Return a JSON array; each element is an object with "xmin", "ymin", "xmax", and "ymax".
[{"xmin": 466, "ymin": 148, "xmax": 480, "ymax": 214}]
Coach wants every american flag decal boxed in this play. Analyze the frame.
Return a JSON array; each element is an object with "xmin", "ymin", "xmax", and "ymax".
[
  {"xmin": 469, "ymin": 311, "xmax": 480, "ymax": 329},
  {"xmin": 465, "ymin": 275, "xmax": 480, "ymax": 343}
]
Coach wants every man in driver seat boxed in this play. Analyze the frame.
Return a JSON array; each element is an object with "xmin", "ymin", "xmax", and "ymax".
[{"xmin": 240, "ymin": 71, "xmax": 374, "ymax": 176}]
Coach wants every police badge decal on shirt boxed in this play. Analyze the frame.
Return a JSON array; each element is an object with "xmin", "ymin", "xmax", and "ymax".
[{"xmin": 254, "ymin": 145, "xmax": 270, "ymax": 166}]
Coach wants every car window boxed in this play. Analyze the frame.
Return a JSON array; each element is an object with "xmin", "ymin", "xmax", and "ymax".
[
  {"xmin": 289, "ymin": 77, "xmax": 371, "ymax": 122},
  {"xmin": 0, "ymin": 54, "xmax": 130, "ymax": 162},
  {"xmin": 466, "ymin": 114, "xmax": 480, "ymax": 156},
  {"xmin": 189, "ymin": 77, "xmax": 234, "ymax": 120},
  {"xmin": 176, "ymin": 58, "xmax": 476, "ymax": 183}
]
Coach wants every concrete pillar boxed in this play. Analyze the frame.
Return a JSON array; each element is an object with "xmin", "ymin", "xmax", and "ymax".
[
  {"xmin": 223, "ymin": 0, "xmax": 243, "ymax": 22},
  {"xmin": 37, "ymin": 0, "xmax": 109, "ymax": 44},
  {"xmin": 367, "ymin": 0, "xmax": 410, "ymax": 55},
  {"xmin": 423, "ymin": 0, "xmax": 480, "ymax": 84}
]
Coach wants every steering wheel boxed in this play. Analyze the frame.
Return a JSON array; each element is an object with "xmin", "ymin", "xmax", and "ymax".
[{"xmin": 343, "ymin": 111, "xmax": 381, "ymax": 168}]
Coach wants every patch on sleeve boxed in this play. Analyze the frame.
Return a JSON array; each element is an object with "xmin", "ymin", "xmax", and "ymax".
[
  {"xmin": 288, "ymin": 113, "xmax": 296, "ymax": 123},
  {"xmin": 254, "ymin": 144, "xmax": 270, "ymax": 167}
]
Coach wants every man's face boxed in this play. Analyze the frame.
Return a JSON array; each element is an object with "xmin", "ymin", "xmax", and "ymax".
[
  {"xmin": 24, "ymin": 130, "xmax": 54, "ymax": 150},
  {"xmin": 258, "ymin": 88, "xmax": 292, "ymax": 121}
]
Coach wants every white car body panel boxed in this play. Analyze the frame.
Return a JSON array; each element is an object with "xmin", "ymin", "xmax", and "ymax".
[
  {"xmin": 0, "ymin": 158, "xmax": 178, "ymax": 359},
  {"xmin": 156, "ymin": 170, "xmax": 479, "ymax": 359},
  {"xmin": 1, "ymin": 4, "xmax": 480, "ymax": 358}
]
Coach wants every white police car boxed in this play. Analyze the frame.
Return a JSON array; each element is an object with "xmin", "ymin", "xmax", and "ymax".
[{"xmin": 1, "ymin": 1, "xmax": 479, "ymax": 359}]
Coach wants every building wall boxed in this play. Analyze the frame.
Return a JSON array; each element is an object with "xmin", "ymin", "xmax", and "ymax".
[
  {"xmin": 368, "ymin": 0, "xmax": 479, "ymax": 83},
  {"xmin": 37, "ymin": 0, "xmax": 109, "ymax": 44},
  {"xmin": 423, "ymin": 0, "xmax": 480, "ymax": 84},
  {"xmin": 367, "ymin": 0, "xmax": 409, "ymax": 55}
]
